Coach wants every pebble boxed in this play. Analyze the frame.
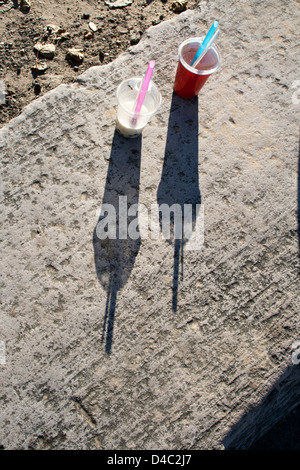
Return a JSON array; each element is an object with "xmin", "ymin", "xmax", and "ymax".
[
  {"xmin": 89, "ymin": 22, "xmax": 98, "ymax": 32},
  {"xmin": 170, "ymin": 0, "xmax": 187, "ymax": 13},
  {"xmin": 20, "ymin": 0, "xmax": 31, "ymax": 12},
  {"xmin": 66, "ymin": 48, "xmax": 84, "ymax": 63},
  {"xmin": 116, "ymin": 26, "xmax": 128, "ymax": 34},
  {"xmin": 45, "ymin": 24, "xmax": 62, "ymax": 35},
  {"xmin": 57, "ymin": 32, "xmax": 71, "ymax": 41},
  {"xmin": 130, "ymin": 34, "xmax": 140, "ymax": 45},
  {"xmin": 84, "ymin": 31, "xmax": 94, "ymax": 40},
  {"xmin": 105, "ymin": 0, "xmax": 133, "ymax": 8},
  {"xmin": 33, "ymin": 43, "xmax": 56, "ymax": 59},
  {"xmin": 31, "ymin": 62, "xmax": 48, "ymax": 75}
]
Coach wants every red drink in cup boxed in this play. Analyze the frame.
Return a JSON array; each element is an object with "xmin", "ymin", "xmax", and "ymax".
[{"xmin": 174, "ymin": 37, "xmax": 221, "ymax": 99}]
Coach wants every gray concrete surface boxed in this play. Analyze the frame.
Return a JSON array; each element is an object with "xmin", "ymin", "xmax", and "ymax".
[{"xmin": 0, "ymin": 0, "xmax": 299, "ymax": 450}]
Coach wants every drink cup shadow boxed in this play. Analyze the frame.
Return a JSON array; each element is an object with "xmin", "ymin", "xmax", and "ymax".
[
  {"xmin": 157, "ymin": 92, "xmax": 201, "ymax": 312},
  {"xmin": 93, "ymin": 130, "xmax": 142, "ymax": 354}
]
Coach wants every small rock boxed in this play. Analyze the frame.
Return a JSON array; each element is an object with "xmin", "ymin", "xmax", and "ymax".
[
  {"xmin": 84, "ymin": 31, "xmax": 94, "ymax": 40},
  {"xmin": 170, "ymin": 0, "xmax": 187, "ymax": 13},
  {"xmin": 45, "ymin": 24, "xmax": 64, "ymax": 35},
  {"xmin": 89, "ymin": 22, "xmax": 98, "ymax": 32},
  {"xmin": 20, "ymin": 0, "xmax": 31, "ymax": 11},
  {"xmin": 105, "ymin": 0, "xmax": 132, "ymax": 8},
  {"xmin": 31, "ymin": 62, "xmax": 48, "ymax": 75},
  {"xmin": 34, "ymin": 43, "xmax": 56, "ymax": 59},
  {"xmin": 55, "ymin": 32, "xmax": 71, "ymax": 42},
  {"xmin": 82, "ymin": 13, "xmax": 90, "ymax": 19},
  {"xmin": 116, "ymin": 26, "xmax": 128, "ymax": 34},
  {"xmin": 66, "ymin": 48, "xmax": 84, "ymax": 63},
  {"xmin": 45, "ymin": 25, "xmax": 70, "ymax": 43},
  {"xmin": 130, "ymin": 33, "xmax": 140, "ymax": 45}
]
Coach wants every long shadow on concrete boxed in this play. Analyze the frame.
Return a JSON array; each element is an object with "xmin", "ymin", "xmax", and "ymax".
[
  {"xmin": 223, "ymin": 364, "xmax": 300, "ymax": 449},
  {"xmin": 223, "ymin": 134, "xmax": 300, "ymax": 449},
  {"xmin": 93, "ymin": 130, "xmax": 142, "ymax": 354},
  {"xmin": 157, "ymin": 92, "xmax": 201, "ymax": 312}
]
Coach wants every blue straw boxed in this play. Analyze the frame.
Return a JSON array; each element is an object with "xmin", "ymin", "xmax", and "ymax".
[{"xmin": 190, "ymin": 21, "xmax": 219, "ymax": 67}]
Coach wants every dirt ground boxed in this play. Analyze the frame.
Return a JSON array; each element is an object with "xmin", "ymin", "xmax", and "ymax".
[{"xmin": 0, "ymin": 0, "xmax": 198, "ymax": 126}]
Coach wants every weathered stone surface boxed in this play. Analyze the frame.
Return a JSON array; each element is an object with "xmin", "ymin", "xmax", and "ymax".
[{"xmin": 0, "ymin": 0, "xmax": 299, "ymax": 450}]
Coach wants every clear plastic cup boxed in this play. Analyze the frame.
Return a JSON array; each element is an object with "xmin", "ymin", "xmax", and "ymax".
[
  {"xmin": 174, "ymin": 37, "xmax": 221, "ymax": 99},
  {"xmin": 116, "ymin": 77, "xmax": 162, "ymax": 138}
]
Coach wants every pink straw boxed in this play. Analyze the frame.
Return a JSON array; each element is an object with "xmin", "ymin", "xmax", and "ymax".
[{"xmin": 131, "ymin": 60, "xmax": 155, "ymax": 125}]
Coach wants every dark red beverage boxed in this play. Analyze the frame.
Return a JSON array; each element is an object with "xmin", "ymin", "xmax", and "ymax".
[{"xmin": 174, "ymin": 38, "xmax": 220, "ymax": 99}]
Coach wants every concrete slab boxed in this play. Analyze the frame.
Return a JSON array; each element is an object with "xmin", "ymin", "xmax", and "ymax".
[{"xmin": 0, "ymin": 0, "xmax": 299, "ymax": 450}]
